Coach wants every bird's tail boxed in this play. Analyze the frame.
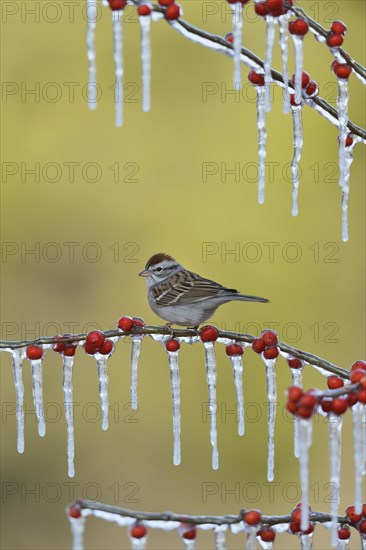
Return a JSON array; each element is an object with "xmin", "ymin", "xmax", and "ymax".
[{"xmin": 235, "ymin": 294, "xmax": 270, "ymax": 303}]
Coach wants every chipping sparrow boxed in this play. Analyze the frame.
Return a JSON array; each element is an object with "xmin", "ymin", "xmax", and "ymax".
[{"xmin": 139, "ymin": 253, "xmax": 269, "ymax": 327}]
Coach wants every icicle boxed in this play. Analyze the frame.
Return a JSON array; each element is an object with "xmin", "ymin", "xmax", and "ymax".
[
  {"xmin": 246, "ymin": 526, "xmax": 257, "ymax": 549},
  {"xmin": 112, "ymin": 9, "xmax": 124, "ymax": 127},
  {"xmin": 130, "ymin": 336, "xmax": 143, "ymax": 410},
  {"xmin": 257, "ymin": 536, "xmax": 274, "ymax": 550},
  {"xmin": 96, "ymin": 354, "xmax": 109, "ymax": 430},
  {"xmin": 214, "ymin": 525, "xmax": 227, "ymax": 550},
  {"xmin": 264, "ymin": 16, "xmax": 276, "ymax": 112},
  {"xmin": 262, "ymin": 356, "xmax": 277, "ymax": 482},
  {"xmin": 183, "ymin": 539, "xmax": 196, "ymax": 550},
  {"xmin": 129, "ymin": 536, "xmax": 147, "ymax": 550},
  {"xmin": 256, "ymin": 85, "xmax": 267, "ymax": 204},
  {"xmin": 360, "ymin": 535, "xmax": 366, "ymax": 550},
  {"xmin": 30, "ymin": 357, "xmax": 46, "ymax": 437},
  {"xmin": 290, "ymin": 104, "xmax": 303, "ymax": 216},
  {"xmin": 292, "ymin": 35, "xmax": 304, "ymax": 105},
  {"xmin": 352, "ymin": 402, "xmax": 364, "ymax": 514},
  {"xmin": 300, "ymin": 533, "xmax": 314, "ymax": 549},
  {"xmin": 166, "ymin": 348, "xmax": 181, "ymax": 465},
  {"xmin": 69, "ymin": 516, "xmax": 86, "ymax": 550},
  {"xmin": 291, "ymin": 366, "xmax": 303, "ymax": 459},
  {"xmin": 204, "ymin": 342, "xmax": 219, "ymax": 470},
  {"xmin": 63, "ymin": 355, "xmax": 75, "ymax": 477},
  {"xmin": 298, "ymin": 418, "xmax": 311, "ymax": 531},
  {"xmin": 278, "ymin": 16, "xmax": 290, "ymax": 114},
  {"xmin": 139, "ymin": 13, "xmax": 151, "ymax": 112},
  {"xmin": 86, "ymin": 0, "xmax": 97, "ymax": 110},
  {"xmin": 231, "ymin": 2, "xmax": 243, "ymax": 88},
  {"xmin": 337, "ymin": 536, "xmax": 350, "ymax": 550},
  {"xmin": 337, "ymin": 78, "xmax": 350, "ymax": 241},
  {"xmin": 11, "ymin": 348, "xmax": 26, "ymax": 453},
  {"xmin": 228, "ymin": 354, "xmax": 245, "ymax": 436},
  {"xmin": 328, "ymin": 413, "xmax": 343, "ymax": 546}
]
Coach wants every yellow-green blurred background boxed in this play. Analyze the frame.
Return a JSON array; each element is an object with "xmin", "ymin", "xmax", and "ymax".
[{"xmin": 1, "ymin": 0, "xmax": 365, "ymax": 548}]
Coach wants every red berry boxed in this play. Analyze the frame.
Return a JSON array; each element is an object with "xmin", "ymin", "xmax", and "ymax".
[
  {"xmin": 291, "ymin": 508, "xmax": 302, "ymax": 524},
  {"xmin": 26, "ymin": 345, "xmax": 43, "ymax": 360},
  {"xmin": 252, "ymin": 338, "xmax": 265, "ymax": 354},
  {"xmin": 199, "ymin": 326, "xmax": 219, "ymax": 342},
  {"xmin": 299, "ymin": 393, "xmax": 317, "ymax": 409},
  {"xmin": 63, "ymin": 345, "xmax": 77, "ymax": 357},
  {"xmin": 263, "ymin": 346, "xmax": 279, "ymax": 360},
  {"xmin": 254, "ymin": 2, "xmax": 269, "ymax": 16},
  {"xmin": 327, "ymin": 33, "xmax": 344, "ymax": 47},
  {"xmin": 248, "ymin": 70, "xmax": 265, "ymax": 86},
  {"xmin": 289, "ymin": 19, "xmax": 309, "ymax": 36},
  {"xmin": 166, "ymin": 339, "xmax": 180, "ymax": 352},
  {"xmin": 290, "ymin": 93, "xmax": 302, "ymax": 107},
  {"xmin": 338, "ymin": 527, "xmax": 351, "ymax": 540},
  {"xmin": 86, "ymin": 330, "xmax": 105, "ymax": 350},
  {"xmin": 363, "ymin": 503, "xmax": 366, "ymax": 517},
  {"xmin": 132, "ymin": 317, "xmax": 145, "ymax": 328},
  {"xmin": 358, "ymin": 389, "xmax": 366, "ymax": 404},
  {"xmin": 138, "ymin": 4, "xmax": 151, "ymax": 16},
  {"xmin": 84, "ymin": 341, "xmax": 97, "ymax": 355},
  {"xmin": 288, "ymin": 386, "xmax": 303, "ymax": 402},
  {"xmin": 351, "ymin": 360, "xmax": 366, "ymax": 372},
  {"xmin": 346, "ymin": 505, "xmax": 362, "ymax": 523},
  {"xmin": 321, "ymin": 398, "xmax": 332, "ymax": 413},
  {"xmin": 182, "ymin": 528, "xmax": 196, "ymax": 540},
  {"xmin": 297, "ymin": 406, "xmax": 313, "ymax": 419},
  {"xmin": 331, "ymin": 397, "xmax": 348, "ymax": 415},
  {"xmin": 130, "ymin": 524, "xmax": 147, "ymax": 539},
  {"xmin": 291, "ymin": 71, "xmax": 310, "ymax": 89},
  {"xmin": 244, "ymin": 509, "xmax": 262, "ymax": 525},
  {"xmin": 261, "ymin": 330, "xmax": 278, "ymax": 347},
  {"xmin": 333, "ymin": 64, "xmax": 352, "ymax": 79},
  {"xmin": 98, "ymin": 339, "xmax": 114, "ymax": 355},
  {"xmin": 226, "ymin": 343, "xmax": 244, "ymax": 356},
  {"xmin": 164, "ymin": 3, "xmax": 180, "ymax": 20},
  {"xmin": 351, "ymin": 369, "xmax": 365, "ymax": 384},
  {"xmin": 343, "ymin": 134, "xmax": 354, "ymax": 147},
  {"xmin": 327, "ymin": 375, "xmax": 344, "ymax": 389},
  {"xmin": 118, "ymin": 316, "xmax": 134, "ymax": 332},
  {"xmin": 289, "ymin": 521, "xmax": 301, "ymax": 533},
  {"xmin": 287, "ymin": 357, "xmax": 303, "ymax": 369},
  {"xmin": 266, "ymin": 0, "xmax": 283, "ymax": 17},
  {"xmin": 361, "ymin": 377, "xmax": 366, "ymax": 389},
  {"xmin": 258, "ymin": 528, "xmax": 275, "ymax": 542},
  {"xmin": 286, "ymin": 402, "xmax": 298, "ymax": 415},
  {"xmin": 52, "ymin": 335, "xmax": 67, "ymax": 353},
  {"xmin": 225, "ymin": 32, "xmax": 234, "ymax": 44},
  {"xmin": 108, "ymin": 0, "xmax": 127, "ymax": 10},
  {"xmin": 158, "ymin": 0, "xmax": 174, "ymax": 5},
  {"xmin": 347, "ymin": 392, "xmax": 358, "ymax": 407},
  {"xmin": 305, "ymin": 80, "xmax": 318, "ymax": 97},
  {"xmin": 331, "ymin": 20, "xmax": 347, "ymax": 35},
  {"xmin": 359, "ymin": 520, "xmax": 366, "ymax": 534},
  {"xmin": 68, "ymin": 503, "xmax": 82, "ymax": 519},
  {"xmin": 302, "ymin": 523, "xmax": 314, "ymax": 535}
]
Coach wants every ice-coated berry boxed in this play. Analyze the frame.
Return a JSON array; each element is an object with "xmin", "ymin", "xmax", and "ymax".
[
  {"xmin": 26, "ymin": 345, "xmax": 43, "ymax": 360},
  {"xmin": 244, "ymin": 509, "xmax": 262, "ymax": 525},
  {"xmin": 252, "ymin": 338, "xmax": 265, "ymax": 354},
  {"xmin": 261, "ymin": 330, "xmax": 278, "ymax": 346},
  {"xmin": 199, "ymin": 326, "xmax": 219, "ymax": 342},
  {"xmin": 226, "ymin": 343, "xmax": 244, "ymax": 356},
  {"xmin": 166, "ymin": 339, "xmax": 180, "ymax": 352},
  {"xmin": 118, "ymin": 316, "xmax": 134, "ymax": 332},
  {"xmin": 289, "ymin": 19, "xmax": 309, "ymax": 36}
]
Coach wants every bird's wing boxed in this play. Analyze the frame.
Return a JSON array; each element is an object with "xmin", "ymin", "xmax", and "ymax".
[{"xmin": 152, "ymin": 271, "xmax": 238, "ymax": 307}]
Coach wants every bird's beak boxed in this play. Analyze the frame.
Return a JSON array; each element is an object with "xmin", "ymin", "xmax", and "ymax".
[{"xmin": 138, "ymin": 269, "xmax": 149, "ymax": 277}]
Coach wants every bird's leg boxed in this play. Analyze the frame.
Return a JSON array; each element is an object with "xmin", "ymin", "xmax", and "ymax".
[{"xmin": 164, "ymin": 322, "xmax": 174, "ymax": 337}]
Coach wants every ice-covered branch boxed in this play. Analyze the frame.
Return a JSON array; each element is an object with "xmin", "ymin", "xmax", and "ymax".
[
  {"xmin": 0, "ymin": 324, "xmax": 350, "ymax": 379},
  {"xmin": 69, "ymin": 498, "xmax": 356, "ymax": 527}
]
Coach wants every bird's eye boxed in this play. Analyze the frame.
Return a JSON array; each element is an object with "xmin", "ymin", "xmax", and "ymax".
[{"xmin": 156, "ymin": 267, "xmax": 162, "ymax": 272}]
